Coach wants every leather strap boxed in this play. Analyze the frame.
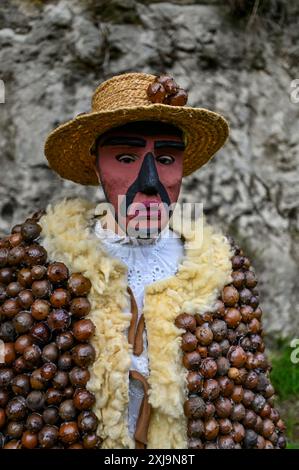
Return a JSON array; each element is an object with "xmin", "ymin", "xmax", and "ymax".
[
  {"xmin": 127, "ymin": 286, "xmax": 138, "ymax": 347},
  {"xmin": 127, "ymin": 288, "xmax": 150, "ymax": 448},
  {"xmin": 134, "ymin": 314, "xmax": 145, "ymax": 356},
  {"xmin": 127, "ymin": 286, "xmax": 145, "ymax": 356},
  {"xmin": 129, "ymin": 370, "xmax": 152, "ymax": 448}
]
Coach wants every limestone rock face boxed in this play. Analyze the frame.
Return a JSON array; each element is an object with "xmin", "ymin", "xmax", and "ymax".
[{"xmin": 0, "ymin": 0, "xmax": 298, "ymax": 339}]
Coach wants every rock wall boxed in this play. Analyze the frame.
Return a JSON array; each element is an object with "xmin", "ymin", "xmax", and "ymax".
[{"xmin": 0, "ymin": 0, "xmax": 298, "ymax": 340}]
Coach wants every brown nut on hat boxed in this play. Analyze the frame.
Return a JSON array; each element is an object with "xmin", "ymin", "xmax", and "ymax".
[{"xmin": 44, "ymin": 72, "xmax": 229, "ymax": 186}]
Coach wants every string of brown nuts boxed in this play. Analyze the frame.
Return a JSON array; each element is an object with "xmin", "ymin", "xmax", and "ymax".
[
  {"xmin": 0, "ymin": 216, "xmax": 100, "ymax": 449},
  {"xmin": 147, "ymin": 74, "xmax": 188, "ymax": 106},
  {"xmin": 175, "ymin": 239, "xmax": 286, "ymax": 450}
]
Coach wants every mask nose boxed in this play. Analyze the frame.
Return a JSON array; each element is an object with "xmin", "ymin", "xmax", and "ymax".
[{"xmin": 137, "ymin": 152, "xmax": 159, "ymax": 195}]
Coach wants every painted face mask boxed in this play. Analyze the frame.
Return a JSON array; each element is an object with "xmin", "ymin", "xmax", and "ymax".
[{"xmin": 93, "ymin": 121, "xmax": 185, "ymax": 239}]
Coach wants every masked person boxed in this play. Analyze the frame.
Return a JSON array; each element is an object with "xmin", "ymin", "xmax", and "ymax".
[{"xmin": 0, "ymin": 73, "xmax": 286, "ymax": 449}]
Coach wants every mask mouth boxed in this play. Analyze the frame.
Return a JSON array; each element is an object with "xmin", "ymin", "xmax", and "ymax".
[
  {"xmin": 132, "ymin": 211, "xmax": 162, "ymax": 222},
  {"xmin": 128, "ymin": 200, "xmax": 163, "ymax": 221},
  {"xmin": 142, "ymin": 199, "xmax": 161, "ymax": 209}
]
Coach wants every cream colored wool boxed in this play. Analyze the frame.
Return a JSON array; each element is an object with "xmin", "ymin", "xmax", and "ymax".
[{"xmin": 39, "ymin": 197, "xmax": 232, "ymax": 449}]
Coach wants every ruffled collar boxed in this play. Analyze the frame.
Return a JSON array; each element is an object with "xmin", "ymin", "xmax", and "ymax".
[{"xmin": 93, "ymin": 205, "xmax": 173, "ymax": 247}]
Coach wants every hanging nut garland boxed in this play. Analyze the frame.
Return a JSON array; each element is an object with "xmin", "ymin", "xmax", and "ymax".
[
  {"xmin": 175, "ymin": 238, "xmax": 287, "ymax": 450},
  {"xmin": 0, "ymin": 215, "xmax": 100, "ymax": 449}
]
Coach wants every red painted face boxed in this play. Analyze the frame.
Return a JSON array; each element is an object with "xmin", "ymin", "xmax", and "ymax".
[{"xmin": 93, "ymin": 122, "xmax": 184, "ymax": 238}]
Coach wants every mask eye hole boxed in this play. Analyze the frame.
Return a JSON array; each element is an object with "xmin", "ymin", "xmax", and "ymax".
[
  {"xmin": 116, "ymin": 154, "xmax": 138, "ymax": 164},
  {"xmin": 156, "ymin": 155, "xmax": 175, "ymax": 165}
]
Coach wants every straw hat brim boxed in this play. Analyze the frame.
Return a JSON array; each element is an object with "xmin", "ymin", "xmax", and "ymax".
[{"xmin": 44, "ymin": 103, "xmax": 229, "ymax": 186}]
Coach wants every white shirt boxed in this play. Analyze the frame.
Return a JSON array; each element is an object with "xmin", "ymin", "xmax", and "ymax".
[{"xmin": 93, "ymin": 217, "xmax": 184, "ymax": 438}]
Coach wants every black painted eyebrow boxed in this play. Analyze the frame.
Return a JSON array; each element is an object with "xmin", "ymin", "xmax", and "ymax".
[
  {"xmin": 99, "ymin": 136, "xmax": 185, "ymax": 151},
  {"xmin": 154, "ymin": 140, "xmax": 185, "ymax": 150},
  {"xmin": 100, "ymin": 136, "xmax": 146, "ymax": 147}
]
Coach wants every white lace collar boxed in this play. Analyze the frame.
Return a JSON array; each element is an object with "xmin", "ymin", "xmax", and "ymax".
[
  {"xmin": 93, "ymin": 211, "xmax": 184, "ymax": 294},
  {"xmin": 93, "ymin": 213, "xmax": 172, "ymax": 247}
]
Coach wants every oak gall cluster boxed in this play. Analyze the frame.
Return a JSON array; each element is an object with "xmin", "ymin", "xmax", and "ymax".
[
  {"xmin": 175, "ymin": 239, "xmax": 286, "ymax": 449},
  {"xmin": 147, "ymin": 75, "xmax": 188, "ymax": 106},
  {"xmin": 0, "ymin": 216, "xmax": 99, "ymax": 449}
]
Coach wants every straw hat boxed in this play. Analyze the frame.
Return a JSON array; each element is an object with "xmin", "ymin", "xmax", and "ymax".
[{"xmin": 44, "ymin": 72, "xmax": 229, "ymax": 186}]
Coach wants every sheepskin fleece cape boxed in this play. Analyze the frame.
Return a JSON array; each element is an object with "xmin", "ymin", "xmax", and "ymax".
[{"xmin": 39, "ymin": 198, "xmax": 233, "ymax": 449}]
